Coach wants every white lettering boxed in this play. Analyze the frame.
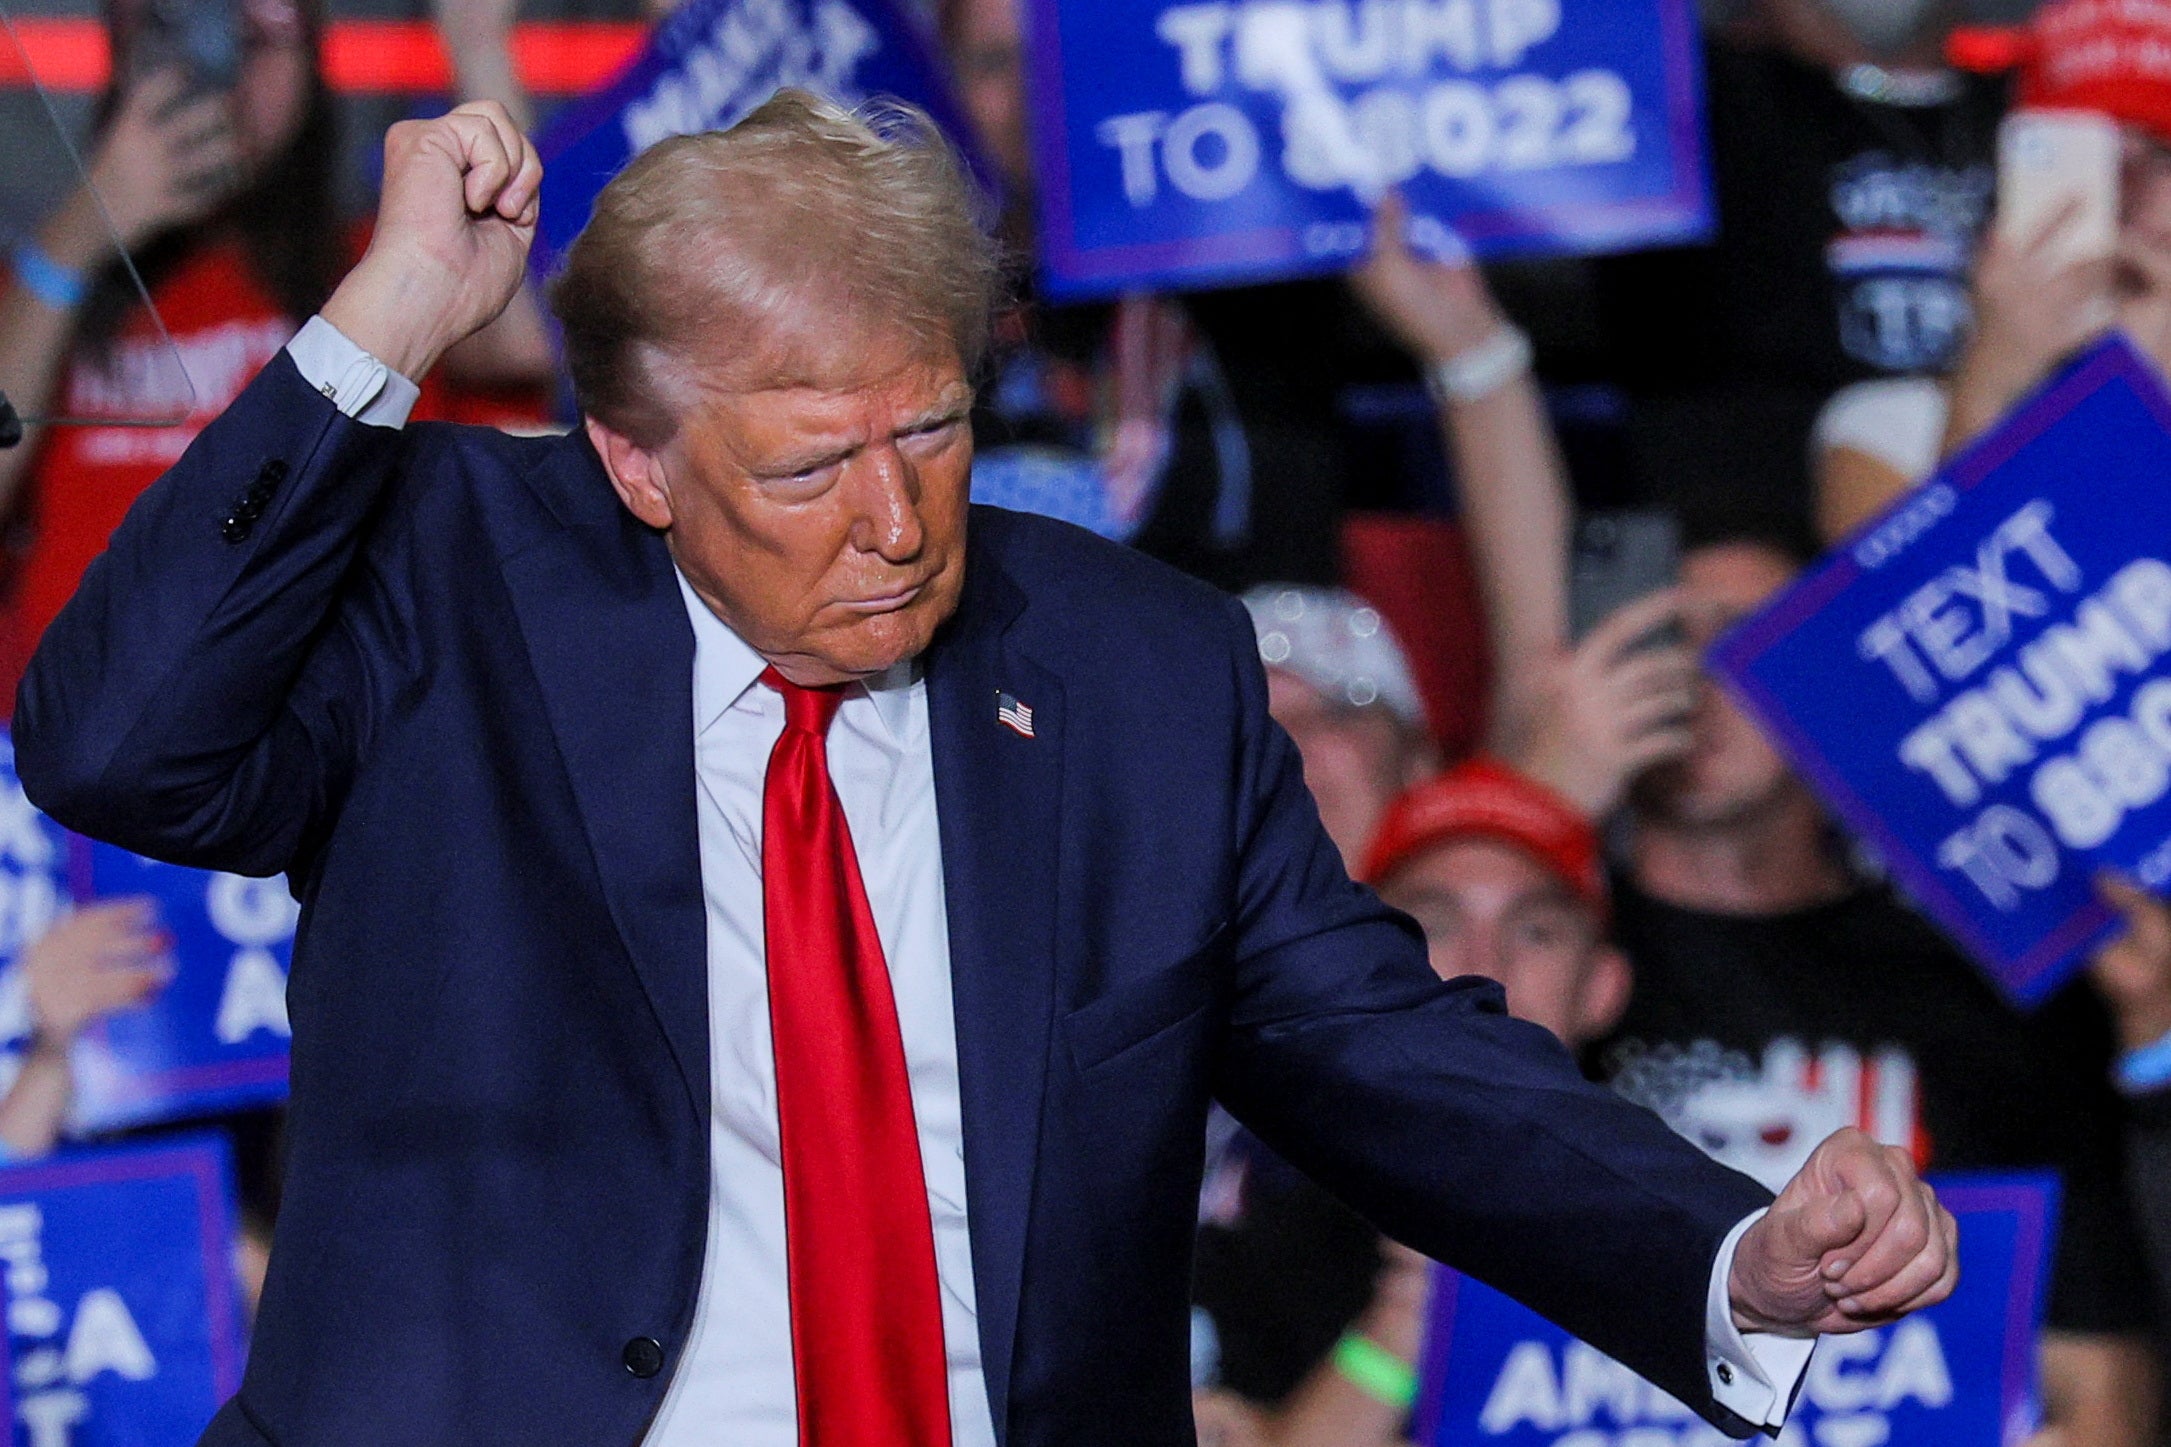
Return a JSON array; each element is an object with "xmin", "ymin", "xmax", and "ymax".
[
  {"xmin": 206, "ymin": 874, "xmax": 298, "ymax": 948},
  {"xmin": 1900, "ymin": 717, "xmax": 1981, "ymax": 808},
  {"xmin": 1156, "ymin": 4, "xmax": 1233, "ymax": 94},
  {"xmin": 1097, "ymin": 112, "xmax": 1169, "ymax": 206},
  {"xmin": 1873, "ymin": 1318, "xmax": 1952, "ymax": 1409},
  {"xmin": 1479, "ymin": 1340, "xmax": 1563, "ymax": 1431},
  {"xmin": 215, "ymin": 947, "xmax": 292, "ymax": 1045},
  {"xmin": 18, "ymin": 1390, "xmax": 87, "ymax": 1447},
  {"xmin": 1163, "ymin": 103, "xmax": 1262, "ymax": 199},
  {"xmin": 63, "ymin": 1289, "xmax": 156, "ymax": 1384}
]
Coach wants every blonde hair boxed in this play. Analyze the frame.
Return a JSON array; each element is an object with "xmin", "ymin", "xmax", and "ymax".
[{"xmin": 549, "ymin": 89, "xmax": 1003, "ymax": 445}]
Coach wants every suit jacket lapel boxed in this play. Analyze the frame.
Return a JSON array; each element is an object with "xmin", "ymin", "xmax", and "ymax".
[
  {"xmin": 927, "ymin": 535, "xmax": 1064, "ymax": 1446},
  {"xmin": 497, "ymin": 442, "xmax": 709, "ymax": 1120}
]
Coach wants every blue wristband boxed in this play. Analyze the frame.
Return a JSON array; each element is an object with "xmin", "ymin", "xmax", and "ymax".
[
  {"xmin": 10, "ymin": 238, "xmax": 87, "ymax": 311},
  {"xmin": 2117, "ymin": 1029, "xmax": 2171, "ymax": 1095}
]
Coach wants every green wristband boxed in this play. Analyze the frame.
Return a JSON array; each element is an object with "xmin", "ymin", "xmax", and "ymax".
[{"xmin": 1331, "ymin": 1332, "xmax": 1418, "ymax": 1410}]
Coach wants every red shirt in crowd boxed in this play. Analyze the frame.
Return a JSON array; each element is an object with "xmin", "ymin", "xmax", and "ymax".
[{"xmin": 1, "ymin": 233, "xmax": 552, "ymax": 709}]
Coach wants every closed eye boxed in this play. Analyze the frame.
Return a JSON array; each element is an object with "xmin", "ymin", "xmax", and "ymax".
[{"xmin": 899, "ymin": 413, "xmax": 969, "ymax": 445}]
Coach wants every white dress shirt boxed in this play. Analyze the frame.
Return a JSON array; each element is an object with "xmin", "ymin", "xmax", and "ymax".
[
  {"xmin": 282, "ymin": 316, "xmax": 1814, "ymax": 1439},
  {"xmin": 639, "ymin": 571, "xmax": 998, "ymax": 1447}
]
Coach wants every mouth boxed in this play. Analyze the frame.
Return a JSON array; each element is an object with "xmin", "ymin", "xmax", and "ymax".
[{"xmin": 837, "ymin": 582, "xmax": 926, "ymax": 615}]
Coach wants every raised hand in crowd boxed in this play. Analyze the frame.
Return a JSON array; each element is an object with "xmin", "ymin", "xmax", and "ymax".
[
  {"xmin": 2093, "ymin": 875, "xmax": 2171, "ymax": 1056},
  {"xmin": 1351, "ymin": 196, "xmax": 1574, "ymax": 760},
  {"xmin": 435, "ymin": 0, "xmax": 531, "ymax": 131},
  {"xmin": 0, "ymin": 66, "xmax": 250, "ymax": 508},
  {"xmin": 1942, "ymin": 199, "xmax": 2120, "ymax": 458},
  {"xmin": 82, "ymin": 70, "xmax": 250, "ymax": 257},
  {"xmin": 1949, "ymin": 138, "xmax": 2171, "ymax": 456},
  {"xmin": 0, "ymin": 899, "xmax": 171, "ymax": 1159},
  {"xmin": 425, "ymin": 0, "xmax": 561, "ymax": 391},
  {"xmin": 323, "ymin": 101, "xmax": 541, "ymax": 382},
  {"xmin": 1351, "ymin": 192, "xmax": 1506, "ymax": 365},
  {"xmin": 1255, "ymin": 1241, "xmax": 1430, "ymax": 1447},
  {"xmin": 1509, "ymin": 589, "xmax": 1697, "ymax": 819}
]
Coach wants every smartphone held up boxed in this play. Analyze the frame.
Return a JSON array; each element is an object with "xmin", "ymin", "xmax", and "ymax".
[{"xmin": 1998, "ymin": 107, "xmax": 2121, "ymax": 271}]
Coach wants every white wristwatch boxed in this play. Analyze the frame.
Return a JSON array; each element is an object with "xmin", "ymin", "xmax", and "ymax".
[{"xmin": 1424, "ymin": 324, "xmax": 1534, "ymax": 404}]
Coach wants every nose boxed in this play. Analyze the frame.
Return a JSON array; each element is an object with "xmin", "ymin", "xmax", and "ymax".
[{"xmin": 846, "ymin": 442, "xmax": 926, "ymax": 565}]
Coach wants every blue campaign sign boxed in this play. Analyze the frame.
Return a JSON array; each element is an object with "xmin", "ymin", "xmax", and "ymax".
[
  {"xmin": 0, "ymin": 1136, "xmax": 244, "ymax": 1447},
  {"xmin": 1710, "ymin": 337, "xmax": 2171, "ymax": 1005},
  {"xmin": 1413, "ymin": 1174, "xmax": 2058, "ymax": 1447},
  {"xmin": 1024, "ymin": 0, "xmax": 1711, "ymax": 298},
  {"xmin": 530, "ymin": 0, "xmax": 982, "ymax": 278},
  {"xmin": 63, "ymin": 845, "xmax": 296, "ymax": 1134}
]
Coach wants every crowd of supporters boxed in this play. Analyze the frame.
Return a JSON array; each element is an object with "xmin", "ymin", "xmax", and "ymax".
[{"xmin": 5, "ymin": 0, "xmax": 2171, "ymax": 1441}]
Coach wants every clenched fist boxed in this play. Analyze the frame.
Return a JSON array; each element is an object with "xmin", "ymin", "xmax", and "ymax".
[
  {"xmin": 321, "ymin": 101, "xmax": 542, "ymax": 382},
  {"xmin": 1729, "ymin": 1128, "xmax": 1958, "ymax": 1337}
]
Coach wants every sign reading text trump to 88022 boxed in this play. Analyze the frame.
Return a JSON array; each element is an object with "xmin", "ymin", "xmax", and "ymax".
[
  {"xmin": 1710, "ymin": 337, "xmax": 2171, "ymax": 1007},
  {"xmin": 1415, "ymin": 1176, "xmax": 2057, "ymax": 1447},
  {"xmin": 1023, "ymin": 0, "xmax": 1710, "ymax": 297}
]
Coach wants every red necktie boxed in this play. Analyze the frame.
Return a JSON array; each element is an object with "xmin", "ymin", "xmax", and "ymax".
[{"xmin": 760, "ymin": 667, "xmax": 953, "ymax": 1447}]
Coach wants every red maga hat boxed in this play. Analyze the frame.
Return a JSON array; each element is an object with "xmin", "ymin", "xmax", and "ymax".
[
  {"xmin": 1951, "ymin": 0, "xmax": 2171, "ymax": 143},
  {"xmin": 1362, "ymin": 758, "xmax": 1606, "ymax": 915}
]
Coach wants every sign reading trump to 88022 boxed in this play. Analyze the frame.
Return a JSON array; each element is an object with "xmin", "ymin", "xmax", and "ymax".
[
  {"xmin": 1023, "ymin": 0, "xmax": 1711, "ymax": 297},
  {"xmin": 1711, "ymin": 337, "xmax": 2171, "ymax": 1007}
]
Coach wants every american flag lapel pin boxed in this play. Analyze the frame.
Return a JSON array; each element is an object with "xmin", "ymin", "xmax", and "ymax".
[{"xmin": 996, "ymin": 690, "xmax": 1035, "ymax": 739}]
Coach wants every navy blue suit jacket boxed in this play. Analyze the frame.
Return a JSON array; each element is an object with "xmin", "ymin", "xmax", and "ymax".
[{"xmin": 16, "ymin": 355, "xmax": 1773, "ymax": 1446}]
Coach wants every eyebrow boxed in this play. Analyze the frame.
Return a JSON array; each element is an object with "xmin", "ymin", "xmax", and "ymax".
[
  {"xmin": 754, "ymin": 392, "xmax": 975, "ymax": 478},
  {"xmin": 901, "ymin": 392, "xmax": 976, "ymax": 432}
]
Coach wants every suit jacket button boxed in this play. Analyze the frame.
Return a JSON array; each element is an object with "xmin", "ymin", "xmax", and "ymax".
[{"xmin": 622, "ymin": 1337, "xmax": 664, "ymax": 1378}]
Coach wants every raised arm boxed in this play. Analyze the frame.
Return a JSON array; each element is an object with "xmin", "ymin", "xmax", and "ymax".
[
  {"xmin": 1351, "ymin": 196, "xmax": 1569, "ymax": 756},
  {"xmin": 0, "ymin": 70, "xmax": 249, "ymax": 512},
  {"xmin": 431, "ymin": 0, "xmax": 560, "ymax": 390},
  {"xmin": 1349, "ymin": 206, "xmax": 1693, "ymax": 818},
  {"xmin": 1208, "ymin": 604, "xmax": 1954, "ymax": 1430},
  {"xmin": 14, "ymin": 104, "xmax": 541, "ymax": 874}
]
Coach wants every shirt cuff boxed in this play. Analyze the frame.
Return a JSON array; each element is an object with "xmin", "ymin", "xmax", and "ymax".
[
  {"xmin": 285, "ymin": 315, "xmax": 420, "ymax": 429},
  {"xmin": 1705, "ymin": 1209, "xmax": 1818, "ymax": 1432}
]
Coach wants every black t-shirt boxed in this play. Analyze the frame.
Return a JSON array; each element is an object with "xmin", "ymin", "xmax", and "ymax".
[
  {"xmin": 1600, "ymin": 877, "xmax": 2153, "ymax": 1338},
  {"xmin": 1595, "ymin": 41, "xmax": 2004, "ymax": 542},
  {"xmin": 1192, "ymin": 1125, "xmax": 1385, "ymax": 1406}
]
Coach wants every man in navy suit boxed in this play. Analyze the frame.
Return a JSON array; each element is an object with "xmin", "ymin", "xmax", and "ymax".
[{"xmin": 15, "ymin": 94, "xmax": 1955, "ymax": 1447}]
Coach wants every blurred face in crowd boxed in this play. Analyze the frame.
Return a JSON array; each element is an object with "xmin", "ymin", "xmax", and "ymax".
[
  {"xmin": 1378, "ymin": 838, "xmax": 1629, "ymax": 1049},
  {"xmin": 592, "ymin": 326, "xmax": 976, "ymax": 686},
  {"xmin": 1632, "ymin": 542, "xmax": 1804, "ymax": 829},
  {"xmin": 1268, "ymin": 669, "xmax": 1430, "ymax": 869},
  {"xmin": 943, "ymin": 0, "xmax": 1034, "ymax": 197}
]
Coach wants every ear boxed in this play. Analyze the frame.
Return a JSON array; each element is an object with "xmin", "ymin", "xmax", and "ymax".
[
  {"xmin": 584, "ymin": 416, "xmax": 676, "ymax": 531},
  {"xmin": 1570, "ymin": 944, "xmax": 1633, "ymax": 1048}
]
